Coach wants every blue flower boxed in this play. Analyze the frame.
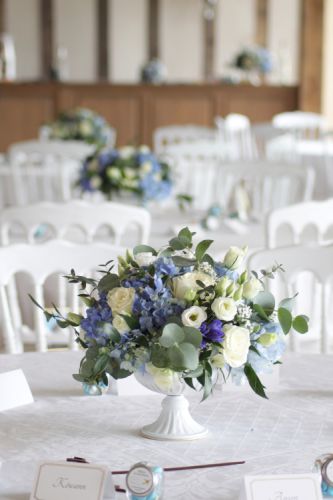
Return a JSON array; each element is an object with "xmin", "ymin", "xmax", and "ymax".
[
  {"xmin": 214, "ymin": 262, "xmax": 239, "ymax": 281},
  {"xmin": 199, "ymin": 319, "xmax": 224, "ymax": 347}
]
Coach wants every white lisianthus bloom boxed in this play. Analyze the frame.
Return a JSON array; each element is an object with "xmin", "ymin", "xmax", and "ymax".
[
  {"xmin": 90, "ymin": 176, "xmax": 102, "ymax": 190},
  {"xmin": 181, "ymin": 306, "xmax": 207, "ymax": 328},
  {"xmin": 79, "ymin": 119, "xmax": 93, "ymax": 137},
  {"xmin": 140, "ymin": 161, "xmax": 153, "ymax": 174},
  {"xmin": 211, "ymin": 297, "xmax": 237, "ymax": 322},
  {"xmin": 138, "ymin": 145, "xmax": 151, "ymax": 154},
  {"xmin": 124, "ymin": 167, "xmax": 137, "ymax": 179},
  {"xmin": 172, "ymin": 271, "xmax": 215, "ymax": 300},
  {"xmin": 242, "ymin": 278, "xmax": 263, "ymax": 300},
  {"xmin": 135, "ymin": 252, "xmax": 157, "ymax": 267},
  {"xmin": 106, "ymin": 166, "xmax": 121, "ymax": 180},
  {"xmin": 107, "ymin": 287, "xmax": 136, "ymax": 315},
  {"xmin": 112, "ymin": 314, "xmax": 131, "ymax": 334},
  {"xmin": 153, "ymin": 173, "xmax": 162, "ymax": 182},
  {"xmin": 223, "ymin": 245, "xmax": 248, "ymax": 270},
  {"xmin": 211, "ymin": 353, "xmax": 226, "ymax": 368},
  {"xmin": 118, "ymin": 145, "xmax": 135, "ymax": 159},
  {"xmin": 222, "ymin": 324, "xmax": 250, "ymax": 368},
  {"xmin": 146, "ymin": 363, "xmax": 175, "ymax": 391}
]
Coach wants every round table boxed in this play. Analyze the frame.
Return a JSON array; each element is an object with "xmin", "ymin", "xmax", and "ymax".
[{"xmin": 0, "ymin": 351, "xmax": 332, "ymax": 500}]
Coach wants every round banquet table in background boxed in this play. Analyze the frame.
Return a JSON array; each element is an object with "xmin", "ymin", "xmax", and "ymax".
[{"xmin": 0, "ymin": 351, "xmax": 332, "ymax": 500}]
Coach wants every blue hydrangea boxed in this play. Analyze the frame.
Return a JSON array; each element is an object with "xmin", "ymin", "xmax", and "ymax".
[
  {"xmin": 251, "ymin": 322, "xmax": 286, "ymax": 363},
  {"xmin": 80, "ymin": 292, "xmax": 112, "ymax": 346},
  {"xmin": 214, "ymin": 262, "xmax": 239, "ymax": 281}
]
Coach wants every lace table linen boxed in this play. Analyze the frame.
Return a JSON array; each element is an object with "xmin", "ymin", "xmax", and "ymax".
[{"xmin": 0, "ymin": 351, "xmax": 332, "ymax": 500}]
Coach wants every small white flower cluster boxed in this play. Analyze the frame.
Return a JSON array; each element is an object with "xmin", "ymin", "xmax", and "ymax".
[
  {"xmin": 198, "ymin": 262, "xmax": 217, "ymax": 279},
  {"xmin": 237, "ymin": 304, "xmax": 254, "ymax": 333},
  {"xmin": 269, "ymin": 311, "xmax": 278, "ymax": 323}
]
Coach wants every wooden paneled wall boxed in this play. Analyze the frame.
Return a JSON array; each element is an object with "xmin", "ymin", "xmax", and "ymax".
[{"xmin": 0, "ymin": 83, "xmax": 298, "ymax": 151}]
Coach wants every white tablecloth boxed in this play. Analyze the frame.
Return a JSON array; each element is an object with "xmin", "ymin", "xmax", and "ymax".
[{"xmin": 0, "ymin": 351, "xmax": 332, "ymax": 500}]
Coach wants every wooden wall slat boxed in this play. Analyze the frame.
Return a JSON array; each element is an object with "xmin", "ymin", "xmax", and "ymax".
[
  {"xmin": 97, "ymin": 0, "xmax": 108, "ymax": 80},
  {"xmin": 41, "ymin": 0, "xmax": 53, "ymax": 80},
  {"xmin": 299, "ymin": 0, "xmax": 324, "ymax": 112},
  {"xmin": 256, "ymin": 0, "xmax": 268, "ymax": 46},
  {"xmin": 149, "ymin": 0, "xmax": 159, "ymax": 59}
]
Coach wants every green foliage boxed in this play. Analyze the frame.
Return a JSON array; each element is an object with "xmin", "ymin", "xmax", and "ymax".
[
  {"xmin": 292, "ymin": 315, "xmax": 308, "ymax": 334},
  {"xmin": 159, "ymin": 323, "xmax": 184, "ymax": 348},
  {"xmin": 244, "ymin": 364, "xmax": 268, "ymax": 399},
  {"xmin": 195, "ymin": 240, "xmax": 213, "ymax": 262},
  {"xmin": 172, "ymin": 256, "xmax": 197, "ymax": 267},
  {"xmin": 253, "ymin": 304, "xmax": 270, "ymax": 321},
  {"xmin": 97, "ymin": 322, "xmax": 121, "ymax": 343},
  {"xmin": 252, "ymin": 291, "xmax": 275, "ymax": 314},
  {"xmin": 133, "ymin": 244, "xmax": 157, "ymax": 256},
  {"xmin": 119, "ymin": 314, "xmax": 140, "ymax": 330},
  {"xmin": 168, "ymin": 343, "xmax": 198, "ymax": 370},
  {"xmin": 98, "ymin": 273, "xmax": 120, "ymax": 293},
  {"xmin": 278, "ymin": 307, "xmax": 293, "ymax": 334}
]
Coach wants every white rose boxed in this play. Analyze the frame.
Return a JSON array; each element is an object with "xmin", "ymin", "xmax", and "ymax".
[
  {"xmin": 172, "ymin": 271, "xmax": 215, "ymax": 300},
  {"xmin": 243, "ymin": 278, "xmax": 263, "ymax": 300},
  {"xmin": 135, "ymin": 252, "xmax": 157, "ymax": 267},
  {"xmin": 90, "ymin": 176, "xmax": 102, "ymax": 190},
  {"xmin": 211, "ymin": 297, "xmax": 237, "ymax": 322},
  {"xmin": 138, "ymin": 145, "xmax": 151, "ymax": 154},
  {"xmin": 140, "ymin": 161, "xmax": 153, "ymax": 174},
  {"xmin": 222, "ymin": 324, "xmax": 250, "ymax": 368},
  {"xmin": 146, "ymin": 363, "xmax": 175, "ymax": 391},
  {"xmin": 223, "ymin": 245, "xmax": 248, "ymax": 270},
  {"xmin": 79, "ymin": 120, "xmax": 93, "ymax": 136},
  {"xmin": 112, "ymin": 314, "xmax": 131, "ymax": 334},
  {"xmin": 107, "ymin": 287, "xmax": 136, "ymax": 315},
  {"xmin": 118, "ymin": 145, "xmax": 135, "ymax": 159},
  {"xmin": 181, "ymin": 306, "xmax": 207, "ymax": 328},
  {"xmin": 106, "ymin": 166, "xmax": 121, "ymax": 179}
]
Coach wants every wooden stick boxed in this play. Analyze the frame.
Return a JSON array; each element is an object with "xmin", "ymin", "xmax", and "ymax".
[{"xmin": 111, "ymin": 460, "xmax": 245, "ymax": 475}]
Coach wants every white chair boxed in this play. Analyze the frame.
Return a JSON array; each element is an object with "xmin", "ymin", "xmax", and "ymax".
[
  {"xmin": 251, "ymin": 122, "xmax": 297, "ymax": 163},
  {"xmin": 266, "ymin": 199, "xmax": 333, "ymax": 249},
  {"xmin": 217, "ymin": 161, "xmax": 315, "ymax": 216},
  {"xmin": 224, "ymin": 113, "xmax": 257, "ymax": 160},
  {"xmin": 0, "ymin": 200, "xmax": 151, "ymax": 246},
  {"xmin": 8, "ymin": 140, "xmax": 95, "ymax": 163},
  {"xmin": 0, "ymin": 240, "xmax": 127, "ymax": 354},
  {"xmin": 214, "ymin": 116, "xmax": 226, "ymax": 143},
  {"xmin": 165, "ymin": 140, "xmax": 228, "ymax": 162},
  {"xmin": 39, "ymin": 125, "xmax": 117, "ymax": 150},
  {"xmin": 248, "ymin": 244, "xmax": 333, "ymax": 354},
  {"xmin": 153, "ymin": 125, "xmax": 219, "ymax": 154},
  {"xmin": 272, "ymin": 111, "xmax": 327, "ymax": 140}
]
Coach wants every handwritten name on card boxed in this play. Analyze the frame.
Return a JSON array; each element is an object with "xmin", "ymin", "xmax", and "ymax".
[
  {"xmin": 239, "ymin": 474, "xmax": 322, "ymax": 500},
  {"xmin": 30, "ymin": 461, "xmax": 116, "ymax": 500}
]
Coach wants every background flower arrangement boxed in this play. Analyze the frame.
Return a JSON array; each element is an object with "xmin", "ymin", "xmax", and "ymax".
[
  {"xmin": 43, "ymin": 107, "xmax": 113, "ymax": 148},
  {"xmin": 78, "ymin": 145, "xmax": 174, "ymax": 203},
  {"xmin": 232, "ymin": 45, "xmax": 273, "ymax": 75},
  {"xmin": 30, "ymin": 228, "xmax": 309, "ymax": 400}
]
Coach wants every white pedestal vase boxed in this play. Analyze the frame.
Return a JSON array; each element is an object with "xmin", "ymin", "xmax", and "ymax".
[{"xmin": 134, "ymin": 370, "xmax": 209, "ymax": 441}]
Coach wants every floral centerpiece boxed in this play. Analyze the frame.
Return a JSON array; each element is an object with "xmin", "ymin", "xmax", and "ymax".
[
  {"xmin": 31, "ymin": 228, "xmax": 308, "ymax": 403},
  {"xmin": 231, "ymin": 45, "xmax": 273, "ymax": 84},
  {"xmin": 78, "ymin": 145, "xmax": 174, "ymax": 203},
  {"xmin": 42, "ymin": 108, "xmax": 113, "ymax": 148}
]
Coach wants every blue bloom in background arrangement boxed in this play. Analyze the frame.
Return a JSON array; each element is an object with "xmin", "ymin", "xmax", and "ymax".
[{"xmin": 78, "ymin": 145, "xmax": 173, "ymax": 203}]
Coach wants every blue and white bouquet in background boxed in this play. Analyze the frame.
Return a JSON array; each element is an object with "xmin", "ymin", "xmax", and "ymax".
[
  {"xmin": 30, "ymin": 229, "xmax": 309, "ymax": 400},
  {"xmin": 232, "ymin": 45, "xmax": 273, "ymax": 74},
  {"xmin": 43, "ymin": 107, "xmax": 113, "ymax": 148},
  {"xmin": 78, "ymin": 145, "xmax": 173, "ymax": 203}
]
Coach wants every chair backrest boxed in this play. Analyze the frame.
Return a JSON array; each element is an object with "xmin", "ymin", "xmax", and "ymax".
[
  {"xmin": 248, "ymin": 244, "xmax": 333, "ymax": 353},
  {"xmin": 272, "ymin": 112, "xmax": 327, "ymax": 140},
  {"xmin": 224, "ymin": 113, "xmax": 257, "ymax": 160},
  {"xmin": 0, "ymin": 200, "xmax": 151, "ymax": 246},
  {"xmin": 251, "ymin": 122, "xmax": 297, "ymax": 162},
  {"xmin": 214, "ymin": 116, "xmax": 226, "ymax": 143},
  {"xmin": 153, "ymin": 125, "xmax": 219, "ymax": 154},
  {"xmin": 165, "ymin": 140, "xmax": 228, "ymax": 162},
  {"xmin": 217, "ymin": 161, "xmax": 315, "ymax": 215},
  {"xmin": 0, "ymin": 240, "xmax": 127, "ymax": 354},
  {"xmin": 266, "ymin": 199, "xmax": 333, "ymax": 249},
  {"xmin": 8, "ymin": 140, "xmax": 95, "ymax": 162},
  {"xmin": 7, "ymin": 155, "xmax": 79, "ymax": 205}
]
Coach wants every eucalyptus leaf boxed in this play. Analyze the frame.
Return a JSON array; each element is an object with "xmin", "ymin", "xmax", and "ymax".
[
  {"xmin": 150, "ymin": 344, "xmax": 170, "ymax": 368},
  {"xmin": 278, "ymin": 297, "xmax": 296, "ymax": 313},
  {"xmin": 178, "ymin": 227, "xmax": 192, "ymax": 242},
  {"xmin": 196, "ymin": 240, "xmax": 213, "ymax": 262},
  {"xmin": 133, "ymin": 244, "xmax": 157, "ymax": 256},
  {"xmin": 168, "ymin": 342, "xmax": 198, "ymax": 370},
  {"xmin": 278, "ymin": 307, "xmax": 293, "ymax": 334},
  {"xmin": 97, "ymin": 322, "xmax": 121, "ymax": 343},
  {"xmin": 201, "ymin": 254, "xmax": 215, "ymax": 268},
  {"xmin": 185, "ymin": 365, "xmax": 204, "ymax": 378},
  {"xmin": 252, "ymin": 291, "xmax": 275, "ymax": 315},
  {"xmin": 72, "ymin": 374, "xmax": 86, "ymax": 382},
  {"xmin": 135, "ymin": 335, "xmax": 149, "ymax": 348},
  {"xmin": 169, "ymin": 236, "xmax": 191, "ymax": 251},
  {"xmin": 165, "ymin": 316, "xmax": 183, "ymax": 327},
  {"xmin": 244, "ymin": 363, "xmax": 268, "ymax": 399},
  {"xmin": 183, "ymin": 326, "xmax": 202, "ymax": 349},
  {"xmin": 81, "ymin": 359, "xmax": 95, "ymax": 378},
  {"xmin": 253, "ymin": 304, "xmax": 270, "ymax": 321},
  {"xmin": 159, "ymin": 323, "xmax": 185, "ymax": 348},
  {"xmin": 86, "ymin": 345, "xmax": 100, "ymax": 359},
  {"xmin": 98, "ymin": 273, "xmax": 120, "ymax": 293},
  {"xmin": 292, "ymin": 315, "xmax": 308, "ymax": 334},
  {"xmin": 172, "ymin": 256, "xmax": 197, "ymax": 267},
  {"xmin": 92, "ymin": 353, "xmax": 110, "ymax": 377},
  {"xmin": 158, "ymin": 247, "xmax": 174, "ymax": 258}
]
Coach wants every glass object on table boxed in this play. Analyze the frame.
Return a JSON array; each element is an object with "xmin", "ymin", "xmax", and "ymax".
[
  {"xmin": 82, "ymin": 373, "xmax": 111, "ymax": 396},
  {"xmin": 126, "ymin": 462, "xmax": 164, "ymax": 500},
  {"xmin": 312, "ymin": 453, "xmax": 333, "ymax": 497}
]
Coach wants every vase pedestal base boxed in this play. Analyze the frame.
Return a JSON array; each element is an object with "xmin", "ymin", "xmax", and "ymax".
[{"xmin": 140, "ymin": 394, "xmax": 209, "ymax": 441}]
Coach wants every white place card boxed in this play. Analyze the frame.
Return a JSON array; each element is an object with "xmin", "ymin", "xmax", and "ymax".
[
  {"xmin": 30, "ymin": 460, "xmax": 116, "ymax": 500},
  {"xmin": 0, "ymin": 369, "xmax": 34, "ymax": 412},
  {"xmin": 238, "ymin": 474, "xmax": 322, "ymax": 500}
]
